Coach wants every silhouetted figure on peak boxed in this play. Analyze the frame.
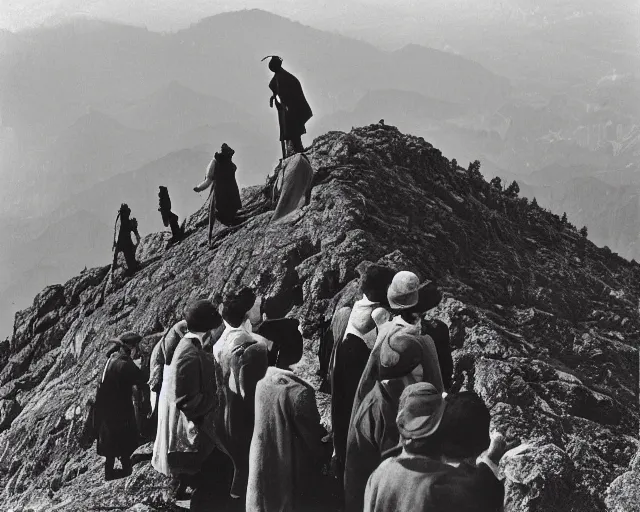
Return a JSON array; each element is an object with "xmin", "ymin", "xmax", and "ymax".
[
  {"xmin": 158, "ymin": 186, "xmax": 185, "ymax": 245},
  {"xmin": 112, "ymin": 203, "xmax": 140, "ymax": 275},
  {"xmin": 194, "ymin": 143, "xmax": 242, "ymax": 248},
  {"xmin": 263, "ymin": 56, "xmax": 313, "ymax": 159}
]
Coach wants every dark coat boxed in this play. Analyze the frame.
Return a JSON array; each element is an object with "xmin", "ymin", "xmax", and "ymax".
[
  {"xmin": 269, "ymin": 69, "xmax": 313, "ymax": 140},
  {"xmin": 211, "ymin": 156, "xmax": 242, "ymax": 224},
  {"xmin": 344, "ymin": 381, "xmax": 401, "ymax": 512},
  {"xmin": 365, "ymin": 456, "xmax": 504, "ymax": 512},
  {"xmin": 421, "ymin": 319, "xmax": 453, "ymax": 391},
  {"xmin": 95, "ymin": 349, "xmax": 145, "ymax": 458}
]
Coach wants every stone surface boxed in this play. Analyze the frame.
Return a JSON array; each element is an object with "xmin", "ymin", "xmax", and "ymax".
[{"xmin": 0, "ymin": 124, "xmax": 637, "ymax": 511}]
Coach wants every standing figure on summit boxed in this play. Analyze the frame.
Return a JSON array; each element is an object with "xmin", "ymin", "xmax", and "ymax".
[
  {"xmin": 112, "ymin": 203, "xmax": 141, "ymax": 275},
  {"xmin": 193, "ymin": 143, "xmax": 242, "ymax": 248},
  {"xmin": 263, "ymin": 56, "xmax": 313, "ymax": 158}
]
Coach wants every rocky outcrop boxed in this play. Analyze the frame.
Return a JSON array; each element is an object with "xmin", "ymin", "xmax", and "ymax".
[{"xmin": 0, "ymin": 124, "xmax": 637, "ymax": 511}]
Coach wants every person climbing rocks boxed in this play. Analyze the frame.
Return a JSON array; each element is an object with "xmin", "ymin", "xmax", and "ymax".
[
  {"xmin": 343, "ymin": 327, "xmax": 444, "ymax": 512},
  {"xmin": 330, "ymin": 264, "xmax": 395, "ymax": 487},
  {"xmin": 112, "ymin": 203, "xmax": 141, "ymax": 275},
  {"xmin": 263, "ymin": 55, "xmax": 313, "ymax": 158},
  {"xmin": 94, "ymin": 331, "xmax": 145, "ymax": 481},
  {"xmin": 246, "ymin": 366, "xmax": 331, "ymax": 512},
  {"xmin": 364, "ymin": 388, "xmax": 507, "ymax": 512},
  {"xmin": 158, "ymin": 186, "xmax": 185, "ymax": 245},
  {"xmin": 193, "ymin": 143, "xmax": 242, "ymax": 248}
]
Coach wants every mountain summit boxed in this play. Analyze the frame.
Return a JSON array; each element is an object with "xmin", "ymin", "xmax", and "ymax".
[{"xmin": 0, "ymin": 125, "xmax": 638, "ymax": 511}]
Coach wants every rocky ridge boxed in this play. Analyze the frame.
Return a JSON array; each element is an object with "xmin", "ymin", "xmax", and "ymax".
[{"xmin": 0, "ymin": 124, "xmax": 638, "ymax": 511}]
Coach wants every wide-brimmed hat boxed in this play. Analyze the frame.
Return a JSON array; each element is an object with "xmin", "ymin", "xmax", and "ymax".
[
  {"xmin": 118, "ymin": 331, "xmax": 142, "ymax": 347},
  {"xmin": 262, "ymin": 55, "xmax": 283, "ymax": 72},
  {"xmin": 387, "ymin": 271, "xmax": 420, "ymax": 310},
  {"xmin": 396, "ymin": 382, "xmax": 445, "ymax": 439}
]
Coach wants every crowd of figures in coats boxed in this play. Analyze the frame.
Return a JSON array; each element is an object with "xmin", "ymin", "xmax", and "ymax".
[
  {"xmin": 90, "ymin": 55, "xmax": 533, "ymax": 511},
  {"xmin": 111, "ymin": 56, "xmax": 314, "ymax": 275}
]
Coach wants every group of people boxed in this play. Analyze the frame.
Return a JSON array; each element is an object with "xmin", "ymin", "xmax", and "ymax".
[
  {"xmin": 319, "ymin": 265, "xmax": 511, "ymax": 511},
  {"xmin": 111, "ymin": 56, "xmax": 313, "ymax": 273},
  {"xmin": 95, "ymin": 55, "xmax": 520, "ymax": 511},
  {"xmin": 91, "ymin": 264, "xmax": 520, "ymax": 511},
  {"xmin": 92, "ymin": 287, "xmax": 329, "ymax": 511}
]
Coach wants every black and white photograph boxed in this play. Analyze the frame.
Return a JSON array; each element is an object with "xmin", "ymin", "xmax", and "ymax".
[{"xmin": 0, "ymin": 1, "xmax": 638, "ymax": 510}]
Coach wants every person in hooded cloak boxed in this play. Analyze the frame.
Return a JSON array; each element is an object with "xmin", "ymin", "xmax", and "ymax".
[{"xmin": 193, "ymin": 143, "xmax": 242, "ymax": 247}]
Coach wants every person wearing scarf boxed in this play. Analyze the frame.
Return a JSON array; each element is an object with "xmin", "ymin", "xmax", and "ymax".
[
  {"xmin": 330, "ymin": 264, "xmax": 395, "ymax": 485},
  {"xmin": 94, "ymin": 331, "xmax": 145, "ymax": 481},
  {"xmin": 193, "ymin": 143, "xmax": 242, "ymax": 247}
]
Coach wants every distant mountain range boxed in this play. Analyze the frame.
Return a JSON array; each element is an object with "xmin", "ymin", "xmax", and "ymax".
[{"xmin": 0, "ymin": 8, "xmax": 637, "ymax": 338}]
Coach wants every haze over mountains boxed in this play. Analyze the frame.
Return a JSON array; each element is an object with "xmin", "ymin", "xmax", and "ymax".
[{"xmin": 0, "ymin": 6, "xmax": 638, "ymax": 338}]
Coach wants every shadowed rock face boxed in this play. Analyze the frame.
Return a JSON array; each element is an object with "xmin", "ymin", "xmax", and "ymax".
[{"xmin": 0, "ymin": 124, "xmax": 638, "ymax": 511}]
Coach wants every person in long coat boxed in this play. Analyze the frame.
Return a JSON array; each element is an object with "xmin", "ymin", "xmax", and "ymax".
[
  {"xmin": 193, "ymin": 143, "xmax": 242, "ymax": 247},
  {"xmin": 246, "ymin": 366, "xmax": 331, "ymax": 512},
  {"xmin": 331, "ymin": 264, "xmax": 395, "ymax": 484},
  {"xmin": 264, "ymin": 56, "xmax": 313, "ymax": 156},
  {"xmin": 151, "ymin": 299, "xmax": 230, "ymax": 511},
  {"xmin": 95, "ymin": 331, "xmax": 145, "ymax": 481}
]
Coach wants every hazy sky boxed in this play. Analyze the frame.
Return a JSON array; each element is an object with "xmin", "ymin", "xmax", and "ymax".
[{"xmin": 1, "ymin": 0, "xmax": 427, "ymax": 32}]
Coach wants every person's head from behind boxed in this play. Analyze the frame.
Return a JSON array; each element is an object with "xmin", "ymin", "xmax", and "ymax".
[
  {"xmin": 222, "ymin": 287, "xmax": 257, "ymax": 328},
  {"xmin": 220, "ymin": 143, "xmax": 235, "ymax": 158},
  {"xmin": 361, "ymin": 264, "xmax": 396, "ymax": 306},
  {"xmin": 119, "ymin": 203, "xmax": 131, "ymax": 220},
  {"xmin": 118, "ymin": 331, "xmax": 142, "ymax": 359},
  {"xmin": 437, "ymin": 391, "xmax": 491, "ymax": 462},
  {"xmin": 267, "ymin": 55, "xmax": 283, "ymax": 72},
  {"xmin": 185, "ymin": 299, "xmax": 223, "ymax": 335},
  {"xmin": 388, "ymin": 272, "xmax": 442, "ymax": 324},
  {"xmin": 396, "ymin": 382, "xmax": 445, "ymax": 457},
  {"xmin": 378, "ymin": 331, "xmax": 426, "ymax": 388}
]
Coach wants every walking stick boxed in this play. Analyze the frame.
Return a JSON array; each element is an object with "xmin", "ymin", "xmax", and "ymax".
[{"xmin": 276, "ymin": 99, "xmax": 287, "ymax": 160}]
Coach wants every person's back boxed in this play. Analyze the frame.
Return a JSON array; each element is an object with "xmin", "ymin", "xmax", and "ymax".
[
  {"xmin": 95, "ymin": 333, "xmax": 144, "ymax": 480},
  {"xmin": 364, "ymin": 389, "xmax": 505, "ymax": 512},
  {"xmin": 247, "ymin": 367, "xmax": 329, "ymax": 512},
  {"xmin": 365, "ymin": 454, "xmax": 502, "ymax": 512}
]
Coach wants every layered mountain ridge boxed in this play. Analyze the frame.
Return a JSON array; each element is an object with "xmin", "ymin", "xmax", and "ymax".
[{"xmin": 0, "ymin": 125, "xmax": 637, "ymax": 511}]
